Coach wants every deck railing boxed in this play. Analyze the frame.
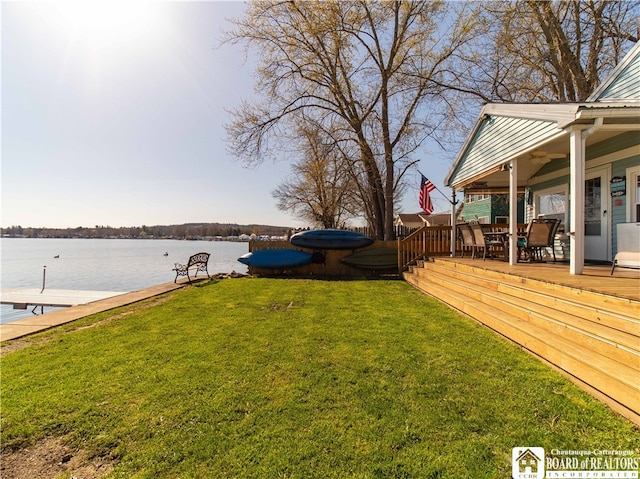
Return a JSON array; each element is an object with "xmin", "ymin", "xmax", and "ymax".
[
  {"xmin": 398, "ymin": 224, "xmax": 529, "ymax": 271},
  {"xmin": 398, "ymin": 225, "xmax": 452, "ymax": 271}
]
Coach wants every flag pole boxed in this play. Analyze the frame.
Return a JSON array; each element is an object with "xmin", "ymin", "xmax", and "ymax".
[
  {"xmin": 417, "ymin": 170, "xmax": 457, "ymax": 206},
  {"xmin": 417, "ymin": 170, "xmax": 459, "ymax": 257}
]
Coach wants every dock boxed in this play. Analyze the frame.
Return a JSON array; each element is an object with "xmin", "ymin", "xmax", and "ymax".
[
  {"xmin": 1, "ymin": 288, "xmax": 127, "ymax": 309},
  {"xmin": 1, "ymin": 282, "xmax": 185, "ymax": 342}
]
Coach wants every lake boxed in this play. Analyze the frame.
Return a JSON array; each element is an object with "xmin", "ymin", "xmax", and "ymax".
[{"xmin": 0, "ymin": 238, "xmax": 249, "ymax": 324}]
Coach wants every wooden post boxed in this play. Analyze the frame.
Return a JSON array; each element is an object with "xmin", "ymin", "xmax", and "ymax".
[{"xmin": 40, "ymin": 266, "xmax": 46, "ymax": 293}]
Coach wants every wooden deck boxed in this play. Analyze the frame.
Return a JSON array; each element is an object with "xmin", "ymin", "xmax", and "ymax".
[{"xmin": 436, "ymin": 257, "xmax": 640, "ymax": 301}]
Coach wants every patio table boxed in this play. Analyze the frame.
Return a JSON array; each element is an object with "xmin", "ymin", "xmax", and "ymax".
[{"xmin": 483, "ymin": 231, "xmax": 509, "ymax": 261}]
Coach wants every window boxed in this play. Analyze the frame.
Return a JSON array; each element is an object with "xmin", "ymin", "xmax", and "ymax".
[
  {"xmin": 535, "ymin": 186, "xmax": 568, "ymax": 232},
  {"xmin": 477, "ymin": 216, "xmax": 490, "ymax": 224},
  {"xmin": 495, "ymin": 216, "xmax": 508, "ymax": 224},
  {"xmin": 464, "ymin": 193, "xmax": 490, "ymax": 203},
  {"xmin": 584, "ymin": 177, "xmax": 601, "ymax": 235}
]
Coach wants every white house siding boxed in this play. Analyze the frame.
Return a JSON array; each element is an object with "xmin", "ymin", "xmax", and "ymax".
[
  {"xmin": 447, "ymin": 42, "xmax": 640, "ymax": 273},
  {"xmin": 448, "ymin": 116, "xmax": 563, "ymax": 187}
]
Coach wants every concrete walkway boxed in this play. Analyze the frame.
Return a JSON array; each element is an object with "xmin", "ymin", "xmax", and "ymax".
[{"xmin": 0, "ymin": 281, "xmax": 185, "ymax": 342}]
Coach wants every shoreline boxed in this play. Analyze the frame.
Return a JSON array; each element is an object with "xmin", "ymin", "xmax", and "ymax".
[
  {"xmin": 0, "ymin": 238, "xmax": 250, "ymax": 325},
  {"xmin": 0, "ymin": 273, "xmax": 250, "ymax": 343}
]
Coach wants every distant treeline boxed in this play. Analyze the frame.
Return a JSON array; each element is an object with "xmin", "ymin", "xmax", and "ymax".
[{"xmin": 1, "ymin": 223, "xmax": 292, "ymax": 240}]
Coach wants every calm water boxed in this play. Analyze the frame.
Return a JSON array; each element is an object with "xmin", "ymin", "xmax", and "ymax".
[{"xmin": 0, "ymin": 238, "xmax": 248, "ymax": 323}]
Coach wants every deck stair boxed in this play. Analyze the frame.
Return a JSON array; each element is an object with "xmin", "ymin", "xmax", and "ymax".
[{"xmin": 403, "ymin": 258, "xmax": 640, "ymax": 425}]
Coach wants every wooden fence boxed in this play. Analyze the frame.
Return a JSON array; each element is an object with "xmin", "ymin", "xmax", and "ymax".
[
  {"xmin": 250, "ymin": 224, "xmax": 530, "ymax": 275},
  {"xmin": 248, "ymin": 240, "xmax": 398, "ymax": 278}
]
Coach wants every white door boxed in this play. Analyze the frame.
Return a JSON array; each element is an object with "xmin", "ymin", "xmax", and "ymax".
[{"xmin": 584, "ymin": 166, "xmax": 610, "ymax": 261}]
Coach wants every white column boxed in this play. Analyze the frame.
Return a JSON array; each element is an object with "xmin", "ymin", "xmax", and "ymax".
[
  {"xmin": 569, "ymin": 127, "xmax": 585, "ymax": 275},
  {"xmin": 509, "ymin": 159, "xmax": 519, "ymax": 264},
  {"xmin": 451, "ymin": 188, "xmax": 457, "ymax": 257}
]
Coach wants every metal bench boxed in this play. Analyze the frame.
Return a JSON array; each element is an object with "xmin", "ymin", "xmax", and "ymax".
[{"xmin": 173, "ymin": 252, "xmax": 211, "ymax": 283}]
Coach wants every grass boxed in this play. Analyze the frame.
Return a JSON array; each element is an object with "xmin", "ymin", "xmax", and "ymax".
[{"xmin": 2, "ymin": 278, "xmax": 638, "ymax": 478}]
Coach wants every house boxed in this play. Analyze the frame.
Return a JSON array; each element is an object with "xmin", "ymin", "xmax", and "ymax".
[
  {"xmin": 446, "ymin": 41, "xmax": 640, "ymax": 274},
  {"xmin": 394, "ymin": 213, "xmax": 452, "ymax": 237},
  {"xmin": 423, "ymin": 213, "xmax": 451, "ymax": 226},
  {"xmin": 394, "ymin": 213, "xmax": 427, "ymax": 230},
  {"xmin": 460, "ymin": 191, "xmax": 525, "ymax": 224}
]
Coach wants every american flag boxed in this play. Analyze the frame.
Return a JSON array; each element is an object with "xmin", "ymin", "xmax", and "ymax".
[{"xmin": 419, "ymin": 175, "xmax": 436, "ymax": 215}]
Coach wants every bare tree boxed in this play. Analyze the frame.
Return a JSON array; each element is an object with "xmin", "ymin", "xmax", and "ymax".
[
  {"xmin": 225, "ymin": 1, "xmax": 465, "ymax": 239},
  {"xmin": 224, "ymin": 1, "xmax": 638, "ymax": 237},
  {"xmin": 272, "ymin": 123, "xmax": 360, "ymax": 228},
  {"xmin": 443, "ymin": 0, "xmax": 639, "ymax": 103}
]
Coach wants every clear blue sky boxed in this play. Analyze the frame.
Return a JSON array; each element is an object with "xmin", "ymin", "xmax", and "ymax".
[{"xmin": 2, "ymin": 1, "xmax": 456, "ymax": 229}]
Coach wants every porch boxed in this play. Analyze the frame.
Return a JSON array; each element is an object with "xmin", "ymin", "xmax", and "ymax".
[
  {"xmin": 406, "ymin": 43, "xmax": 640, "ymax": 425},
  {"xmin": 398, "ymin": 222, "xmax": 640, "ymax": 298}
]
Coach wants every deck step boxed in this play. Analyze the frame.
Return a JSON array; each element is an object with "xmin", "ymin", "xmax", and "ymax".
[
  {"xmin": 404, "ymin": 274, "xmax": 639, "ymax": 413},
  {"xmin": 403, "ymin": 260, "xmax": 640, "ymax": 425},
  {"xmin": 411, "ymin": 264, "xmax": 640, "ymax": 350},
  {"xmin": 429, "ymin": 259, "xmax": 640, "ymax": 319},
  {"xmin": 411, "ymin": 267, "xmax": 640, "ymax": 363}
]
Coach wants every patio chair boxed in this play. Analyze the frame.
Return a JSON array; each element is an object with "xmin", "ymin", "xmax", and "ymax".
[
  {"xmin": 546, "ymin": 219, "xmax": 562, "ymax": 262},
  {"xmin": 517, "ymin": 219, "xmax": 559, "ymax": 262},
  {"xmin": 469, "ymin": 223, "xmax": 502, "ymax": 260},
  {"xmin": 458, "ymin": 223, "xmax": 476, "ymax": 258}
]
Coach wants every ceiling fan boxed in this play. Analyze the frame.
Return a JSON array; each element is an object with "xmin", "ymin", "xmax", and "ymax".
[
  {"xmin": 499, "ymin": 150, "xmax": 567, "ymax": 173},
  {"xmin": 527, "ymin": 150, "xmax": 566, "ymax": 164}
]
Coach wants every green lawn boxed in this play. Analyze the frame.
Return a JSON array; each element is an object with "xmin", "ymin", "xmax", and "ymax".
[{"xmin": 2, "ymin": 278, "xmax": 638, "ymax": 478}]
